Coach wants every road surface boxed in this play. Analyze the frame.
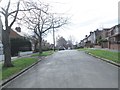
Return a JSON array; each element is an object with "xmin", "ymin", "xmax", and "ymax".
[{"xmin": 3, "ymin": 50, "xmax": 118, "ymax": 88}]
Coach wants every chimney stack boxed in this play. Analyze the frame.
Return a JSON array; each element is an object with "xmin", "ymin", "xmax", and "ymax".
[{"xmin": 15, "ymin": 27, "xmax": 21, "ymax": 32}]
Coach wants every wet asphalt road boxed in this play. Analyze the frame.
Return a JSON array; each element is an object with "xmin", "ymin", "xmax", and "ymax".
[{"xmin": 3, "ymin": 50, "xmax": 118, "ymax": 88}]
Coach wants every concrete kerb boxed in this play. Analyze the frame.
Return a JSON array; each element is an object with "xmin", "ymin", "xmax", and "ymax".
[
  {"xmin": 85, "ymin": 52, "xmax": 120, "ymax": 67},
  {"xmin": 1, "ymin": 58, "xmax": 42, "ymax": 87}
]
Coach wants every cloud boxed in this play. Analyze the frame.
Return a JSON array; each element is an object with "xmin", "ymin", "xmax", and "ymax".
[{"xmin": 0, "ymin": 0, "xmax": 119, "ymax": 44}]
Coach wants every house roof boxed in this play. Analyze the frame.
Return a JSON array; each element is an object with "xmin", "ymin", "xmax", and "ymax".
[
  {"xmin": 110, "ymin": 24, "xmax": 120, "ymax": 30},
  {"xmin": 102, "ymin": 28, "xmax": 111, "ymax": 31},
  {"xmin": 10, "ymin": 29, "xmax": 23, "ymax": 39}
]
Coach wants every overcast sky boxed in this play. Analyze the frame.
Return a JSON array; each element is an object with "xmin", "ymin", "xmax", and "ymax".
[
  {"xmin": 0, "ymin": 0, "xmax": 119, "ymax": 44},
  {"xmin": 43, "ymin": 0, "xmax": 119, "ymax": 44}
]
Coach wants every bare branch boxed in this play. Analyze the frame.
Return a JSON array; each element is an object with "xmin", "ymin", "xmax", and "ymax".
[
  {"xmin": 42, "ymin": 24, "xmax": 52, "ymax": 33},
  {"xmin": 1, "ymin": 7, "xmax": 6, "ymax": 12},
  {"xmin": 0, "ymin": 11, "xmax": 5, "ymax": 15},
  {"xmin": 9, "ymin": 1, "xmax": 20, "ymax": 28},
  {"xmin": 6, "ymin": 0, "xmax": 10, "ymax": 14},
  {"xmin": 8, "ymin": 8, "xmax": 36, "ymax": 16}
]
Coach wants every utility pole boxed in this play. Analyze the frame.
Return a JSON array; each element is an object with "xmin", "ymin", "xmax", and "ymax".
[{"xmin": 52, "ymin": 17, "xmax": 55, "ymax": 51}]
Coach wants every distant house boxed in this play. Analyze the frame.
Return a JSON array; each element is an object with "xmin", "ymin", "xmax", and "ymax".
[
  {"xmin": 80, "ymin": 29, "xmax": 102, "ymax": 48},
  {"xmin": 100, "ymin": 28, "xmax": 110, "ymax": 48},
  {"xmin": 85, "ymin": 35, "xmax": 91, "ymax": 48},
  {"xmin": 79, "ymin": 24, "xmax": 120, "ymax": 50},
  {"xmin": 80, "ymin": 37, "xmax": 87, "ymax": 48},
  {"xmin": 108, "ymin": 24, "xmax": 120, "ymax": 50},
  {"xmin": 42, "ymin": 40, "xmax": 53, "ymax": 51},
  {"xmin": 31, "ymin": 38, "xmax": 54, "ymax": 52},
  {"xmin": 86, "ymin": 32, "xmax": 95, "ymax": 48},
  {"xmin": 79, "ymin": 40, "xmax": 84, "ymax": 47}
]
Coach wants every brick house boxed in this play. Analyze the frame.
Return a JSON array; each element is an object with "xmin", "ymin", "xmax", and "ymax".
[
  {"xmin": 82, "ymin": 29, "xmax": 102, "ymax": 48},
  {"xmin": 108, "ymin": 24, "xmax": 120, "ymax": 50},
  {"xmin": 100, "ymin": 28, "xmax": 110, "ymax": 48},
  {"xmin": 79, "ymin": 24, "xmax": 120, "ymax": 50},
  {"xmin": 0, "ymin": 17, "xmax": 22, "ymax": 45},
  {"xmin": 10, "ymin": 29, "xmax": 32, "ymax": 56},
  {"xmin": 10, "ymin": 29, "xmax": 23, "ymax": 39}
]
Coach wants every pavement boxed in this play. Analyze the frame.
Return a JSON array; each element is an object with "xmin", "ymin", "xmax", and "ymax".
[
  {"xmin": 0, "ymin": 51, "xmax": 33, "ymax": 62},
  {"xmin": 2, "ymin": 50, "xmax": 118, "ymax": 88},
  {"xmin": 90, "ymin": 48, "xmax": 120, "ymax": 52}
]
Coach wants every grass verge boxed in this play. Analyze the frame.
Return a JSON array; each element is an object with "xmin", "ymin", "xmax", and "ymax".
[
  {"xmin": 32, "ymin": 51, "xmax": 54, "ymax": 57},
  {"xmin": 78, "ymin": 48, "xmax": 120, "ymax": 63},
  {"xmin": 0, "ymin": 57, "xmax": 38, "ymax": 80}
]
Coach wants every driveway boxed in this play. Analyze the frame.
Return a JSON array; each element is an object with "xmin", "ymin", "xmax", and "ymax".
[{"xmin": 3, "ymin": 50, "xmax": 118, "ymax": 88}]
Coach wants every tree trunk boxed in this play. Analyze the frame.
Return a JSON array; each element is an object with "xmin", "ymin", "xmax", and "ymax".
[
  {"xmin": 2, "ymin": 30, "xmax": 13, "ymax": 67},
  {"xmin": 33, "ymin": 41, "xmax": 38, "ymax": 53},
  {"xmin": 38, "ymin": 35, "xmax": 42, "ymax": 54}
]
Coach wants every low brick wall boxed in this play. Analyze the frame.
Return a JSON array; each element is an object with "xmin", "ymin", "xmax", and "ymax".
[
  {"xmin": 94, "ymin": 45, "xmax": 101, "ymax": 48},
  {"xmin": 102, "ymin": 42, "xmax": 109, "ymax": 48},
  {"xmin": 109, "ymin": 44, "xmax": 120, "ymax": 50}
]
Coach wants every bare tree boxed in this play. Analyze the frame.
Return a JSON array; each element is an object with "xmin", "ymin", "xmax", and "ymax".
[
  {"xmin": 22, "ymin": 1, "xmax": 68, "ymax": 54},
  {"xmin": 0, "ymin": 0, "xmax": 21, "ymax": 67},
  {"xmin": 56, "ymin": 36, "xmax": 67, "ymax": 50},
  {"xmin": 0, "ymin": 0, "xmax": 39, "ymax": 67}
]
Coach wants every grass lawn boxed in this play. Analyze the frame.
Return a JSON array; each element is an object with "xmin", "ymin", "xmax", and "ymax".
[
  {"xmin": 32, "ymin": 50, "xmax": 54, "ymax": 57},
  {"xmin": 78, "ymin": 48, "xmax": 120, "ymax": 63},
  {"xmin": 0, "ymin": 57, "xmax": 38, "ymax": 80}
]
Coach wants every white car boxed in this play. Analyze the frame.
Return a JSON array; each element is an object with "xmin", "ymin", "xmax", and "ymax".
[{"xmin": 68, "ymin": 47, "xmax": 71, "ymax": 50}]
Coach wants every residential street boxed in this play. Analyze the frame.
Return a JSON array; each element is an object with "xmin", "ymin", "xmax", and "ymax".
[{"xmin": 3, "ymin": 50, "xmax": 118, "ymax": 88}]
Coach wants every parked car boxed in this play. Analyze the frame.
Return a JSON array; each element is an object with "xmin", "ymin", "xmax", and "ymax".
[{"xmin": 58, "ymin": 46, "xmax": 65, "ymax": 50}]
